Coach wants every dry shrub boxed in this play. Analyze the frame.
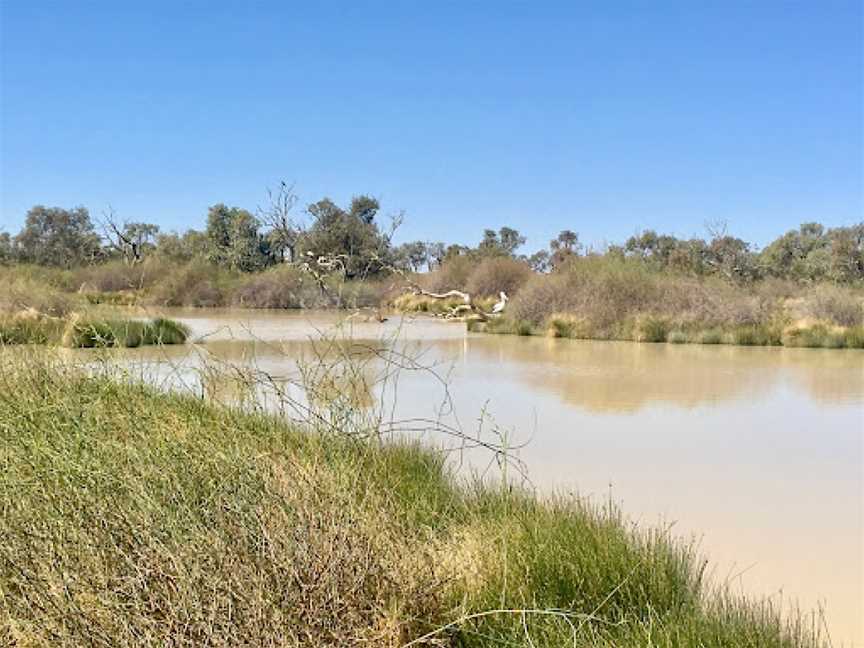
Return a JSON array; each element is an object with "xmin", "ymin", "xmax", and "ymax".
[
  {"xmin": 146, "ymin": 261, "xmax": 234, "ymax": 307},
  {"xmin": 802, "ymin": 285, "xmax": 864, "ymax": 327},
  {"xmin": 510, "ymin": 257, "xmax": 783, "ymax": 333},
  {"xmin": 0, "ymin": 268, "xmax": 77, "ymax": 316},
  {"xmin": 70, "ymin": 257, "xmax": 172, "ymax": 292},
  {"xmin": 510, "ymin": 257, "xmax": 660, "ymax": 328},
  {"xmin": 232, "ymin": 265, "xmax": 311, "ymax": 308},
  {"xmin": 422, "ymin": 256, "xmax": 475, "ymax": 293},
  {"xmin": 338, "ymin": 278, "xmax": 393, "ymax": 309},
  {"xmin": 465, "ymin": 257, "xmax": 532, "ymax": 298}
]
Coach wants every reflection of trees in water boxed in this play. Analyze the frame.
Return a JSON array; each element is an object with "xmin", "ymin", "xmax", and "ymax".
[
  {"xmin": 104, "ymin": 332, "xmax": 863, "ymax": 415},
  {"xmin": 458, "ymin": 337, "xmax": 864, "ymax": 414}
]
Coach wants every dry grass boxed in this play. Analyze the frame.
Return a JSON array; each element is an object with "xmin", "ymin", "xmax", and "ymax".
[{"xmin": 488, "ymin": 257, "xmax": 864, "ymax": 348}]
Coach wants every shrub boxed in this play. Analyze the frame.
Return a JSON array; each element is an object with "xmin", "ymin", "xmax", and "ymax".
[
  {"xmin": 143, "ymin": 318, "xmax": 190, "ymax": 345},
  {"xmin": 232, "ymin": 265, "xmax": 309, "ymax": 308},
  {"xmin": 549, "ymin": 316, "xmax": 575, "ymax": 338},
  {"xmin": 698, "ymin": 329, "xmax": 724, "ymax": 345},
  {"xmin": 803, "ymin": 286, "xmax": 864, "ymax": 327},
  {"xmin": 0, "ymin": 268, "xmax": 78, "ymax": 316},
  {"xmin": 465, "ymin": 257, "xmax": 533, "ymax": 298},
  {"xmin": 733, "ymin": 325, "xmax": 781, "ymax": 346},
  {"xmin": 638, "ymin": 317, "xmax": 669, "ymax": 343},
  {"xmin": 62, "ymin": 317, "xmax": 188, "ymax": 348},
  {"xmin": 844, "ymin": 326, "xmax": 864, "ymax": 349},
  {"xmin": 422, "ymin": 256, "xmax": 476, "ymax": 293},
  {"xmin": 71, "ymin": 257, "xmax": 175, "ymax": 293},
  {"xmin": 667, "ymin": 330, "xmax": 688, "ymax": 344},
  {"xmin": 515, "ymin": 320, "xmax": 533, "ymax": 336},
  {"xmin": 147, "ymin": 261, "xmax": 235, "ymax": 307}
]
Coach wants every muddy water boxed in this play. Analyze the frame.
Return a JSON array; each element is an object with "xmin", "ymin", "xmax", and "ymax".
[{"xmin": 96, "ymin": 308, "xmax": 864, "ymax": 645}]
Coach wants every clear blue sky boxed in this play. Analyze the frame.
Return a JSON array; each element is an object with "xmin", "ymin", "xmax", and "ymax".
[{"xmin": 1, "ymin": 1, "xmax": 861, "ymax": 252}]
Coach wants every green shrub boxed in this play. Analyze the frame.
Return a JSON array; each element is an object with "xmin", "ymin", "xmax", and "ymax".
[
  {"xmin": 667, "ymin": 330, "xmax": 688, "ymax": 344},
  {"xmin": 63, "ymin": 317, "xmax": 188, "ymax": 348},
  {"xmin": 549, "ymin": 316, "xmax": 574, "ymax": 338},
  {"xmin": 638, "ymin": 317, "xmax": 668, "ymax": 343},
  {"xmin": 143, "ymin": 318, "xmax": 190, "ymax": 345},
  {"xmin": 515, "ymin": 320, "xmax": 533, "ymax": 336},
  {"xmin": 733, "ymin": 325, "xmax": 781, "ymax": 346},
  {"xmin": 698, "ymin": 329, "xmax": 724, "ymax": 345},
  {"xmin": 844, "ymin": 326, "xmax": 864, "ymax": 349}
]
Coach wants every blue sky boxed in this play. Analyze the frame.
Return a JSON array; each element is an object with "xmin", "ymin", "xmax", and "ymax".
[{"xmin": 1, "ymin": 1, "xmax": 861, "ymax": 252}]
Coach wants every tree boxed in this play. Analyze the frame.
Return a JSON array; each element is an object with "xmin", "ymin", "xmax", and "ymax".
[
  {"xmin": 260, "ymin": 181, "xmax": 301, "ymax": 263},
  {"xmin": 826, "ymin": 224, "xmax": 864, "ymax": 282},
  {"xmin": 427, "ymin": 242, "xmax": 446, "ymax": 269},
  {"xmin": 297, "ymin": 196, "xmax": 393, "ymax": 278},
  {"xmin": 0, "ymin": 231, "xmax": 13, "ymax": 265},
  {"xmin": 348, "ymin": 195, "xmax": 380, "ymax": 224},
  {"xmin": 14, "ymin": 206, "xmax": 101, "ymax": 267},
  {"xmin": 101, "ymin": 208, "xmax": 160, "ymax": 264},
  {"xmin": 156, "ymin": 230, "xmax": 209, "ymax": 263},
  {"xmin": 528, "ymin": 249, "xmax": 551, "ymax": 272},
  {"xmin": 550, "ymin": 230, "xmax": 582, "ymax": 268},
  {"xmin": 706, "ymin": 234, "xmax": 759, "ymax": 282},
  {"xmin": 478, "ymin": 227, "xmax": 526, "ymax": 257},
  {"xmin": 498, "ymin": 227, "xmax": 526, "ymax": 256},
  {"xmin": 205, "ymin": 204, "xmax": 269, "ymax": 272},
  {"xmin": 397, "ymin": 241, "xmax": 429, "ymax": 272}
]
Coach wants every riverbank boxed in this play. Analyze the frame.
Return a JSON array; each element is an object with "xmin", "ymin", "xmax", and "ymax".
[
  {"xmin": 0, "ymin": 268, "xmax": 190, "ymax": 348},
  {"xmin": 4, "ymin": 258, "xmax": 863, "ymax": 349},
  {"xmin": 403, "ymin": 256, "xmax": 864, "ymax": 349},
  {"xmin": 0, "ymin": 353, "xmax": 827, "ymax": 647},
  {"xmin": 466, "ymin": 313, "xmax": 864, "ymax": 349}
]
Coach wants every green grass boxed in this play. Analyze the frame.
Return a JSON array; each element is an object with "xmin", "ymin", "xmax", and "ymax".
[
  {"xmin": 0, "ymin": 314, "xmax": 189, "ymax": 348},
  {"xmin": 64, "ymin": 316, "xmax": 190, "ymax": 348},
  {"xmin": 0, "ymin": 355, "xmax": 827, "ymax": 647},
  {"xmin": 481, "ymin": 316, "xmax": 862, "ymax": 350}
]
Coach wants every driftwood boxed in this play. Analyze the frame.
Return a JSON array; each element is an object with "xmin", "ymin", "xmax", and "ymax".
[{"xmin": 402, "ymin": 281, "xmax": 507, "ymax": 321}]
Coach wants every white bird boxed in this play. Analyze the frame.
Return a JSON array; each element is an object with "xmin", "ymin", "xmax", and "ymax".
[{"xmin": 491, "ymin": 291, "xmax": 508, "ymax": 314}]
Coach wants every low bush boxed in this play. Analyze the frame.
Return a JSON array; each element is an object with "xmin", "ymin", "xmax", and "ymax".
[
  {"xmin": 422, "ymin": 256, "xmax": 476, "ymax": 293},
  {"xmin": 465, "ymin": 256, "xmax": 533, "ymax": 298},
  {"xmin": 667, "ymin": 330, "xmax": 689, "ymax": 344},
  {"xmin": 146, "ymin": 261, "xmax": 236, "ymax": 307},
  {"xmin": 637, "ymin": 317, "xmax": 669, "ymax": 343},
  {"xmin": 61, "ymin": 317, "xmax": 189, "ymax": 348},
  {"xmin": 803, "ymin": 286, "xmax": 864, "ymax": 327},
  {"xmin": 232, "ymin": 265, "xmax": 311, "ymax": 308},
  {"xmin": 698, "ymin": 329, "xmax": 724, "ymax": 345}
]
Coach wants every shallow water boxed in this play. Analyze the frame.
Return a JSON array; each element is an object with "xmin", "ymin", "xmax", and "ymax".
[{"xmin": 85, "ymin": 308, "xmax": 864, "ymax": 645}]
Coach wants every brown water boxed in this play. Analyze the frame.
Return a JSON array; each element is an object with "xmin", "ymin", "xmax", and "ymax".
[{"xmin": 91, "ymin": 308, "xmax": 864, "ymax": 645}]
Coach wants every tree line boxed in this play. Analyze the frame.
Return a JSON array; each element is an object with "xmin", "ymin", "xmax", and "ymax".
[{"xmin": 1, "ymin": 192, "xmax": 862, "ymax": 284}]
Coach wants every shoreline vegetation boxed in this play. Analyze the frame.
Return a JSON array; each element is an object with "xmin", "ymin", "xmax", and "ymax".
[
  {"xmin": 2, "ymin": 203, "xmax": 862, "ymax": 350},
  {"xmin": 0, "ymin": 354, "xmax": 829, "ymax": 647},
  {"xmin": 2, "ymin": 255, "xmax": 861, "ymax": 350}
]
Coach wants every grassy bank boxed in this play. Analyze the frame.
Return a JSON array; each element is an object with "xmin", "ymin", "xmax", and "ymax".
[
  {"xmin": 0, "ymin": 355, "xmax": 826, "ymax": 647},
  {"xmin": 416, "ymin": 256, "xmax": 864, "ymax": 349},
  {"xmin": 1, "ymin": 259, "xmax": 394, "ymax": 310},
  {"xmin": 0, "ymin": 270, "xmax": 189, "ymax": 348},
  {"xmin": 469, "ymin": 313, "xmax": 864, "ymax": 349}
]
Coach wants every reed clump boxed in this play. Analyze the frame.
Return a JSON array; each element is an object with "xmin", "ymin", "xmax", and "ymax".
[{"xmin": 0, "ymin": 354, "xmax": 828, "ymax": 647}]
